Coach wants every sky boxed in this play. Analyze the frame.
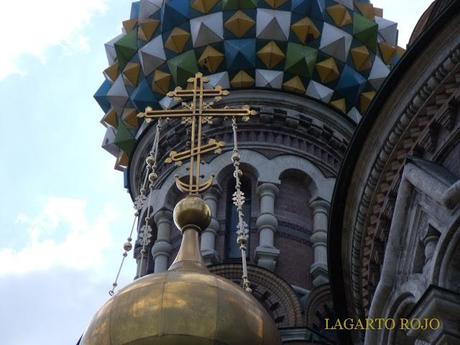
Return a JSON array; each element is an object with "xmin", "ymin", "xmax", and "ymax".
[{"xmin": 0, "ymin": 1, "xmax": 434, "ymax": 344}]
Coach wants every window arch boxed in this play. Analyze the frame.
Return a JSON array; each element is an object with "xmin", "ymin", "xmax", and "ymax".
[{"xmin": 225, "ymin": 175, "xmax": 252, "ymax": 259}]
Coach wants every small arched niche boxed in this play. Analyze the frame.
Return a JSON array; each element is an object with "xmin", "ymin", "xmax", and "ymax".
[
  {"xmin": 218, "ymin": 163, "xmax": 258, "ymax": 262},
  {"xmin": 275, "ymin": 169, "xmax": 316, "ymax": 289},
  {"xmin": 276, "ymin": 169, "xmax": 314, "ymax": 230}
]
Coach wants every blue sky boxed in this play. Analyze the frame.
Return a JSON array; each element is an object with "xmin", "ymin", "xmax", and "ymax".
[{"xmin": 0, "ymin": 1, "xmax": 433, "ymax": 344}]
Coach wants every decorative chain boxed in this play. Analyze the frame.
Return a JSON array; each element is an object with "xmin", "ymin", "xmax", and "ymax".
[
  {"xmin": 108, "ymin": 119, "xmax": 162, "ymax": 295},
  {"xmin": 231, "ymin": 117, "xmax": 252, "ymax": 293},
  {"xmin": 108, "ymin": 214, "xmax": 137, "ymax": 296},
  {"xmin": 138, "ymin": 119, "xmax": 162, "ymax": 276}
]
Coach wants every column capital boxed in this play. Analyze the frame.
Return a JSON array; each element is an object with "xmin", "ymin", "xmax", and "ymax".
[
  {"xmin": 255, "ymin": 246, "xmax": 280, "ymax": 271},
  {"xmin": 201, "ymin": 248, "xmax": 219, "ymax": 265},
  {"xmin": 311, "ymin": 265, "xmax": 329, "ymax": 287},
  {"xmin": 308, "ymin": 197, "xmax": 330, "ymax": 213},
  {"xmin": 153, "ymin": 208, "xmax": 173, "ymax": 224},
  {"xmin": 310, "ymin": 230, "xmax": 327, "ymax": 244},
  {"xmin": 257, "ymin": 182, "xmax": 279, "ymax": 197},
  {"xmin": 151, "ymin": 240, "xmax": 172, "ymax": 259},
  {"xmin": 256, "ymin": 213, "xmax": 278, "ymax": 231}
]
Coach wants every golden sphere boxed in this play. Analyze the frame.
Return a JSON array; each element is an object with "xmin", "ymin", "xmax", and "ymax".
[
  {"xmin": 80, "ymin": 270, "xmax": 282, "ymax": 345},
  {"xmin": 173, "ymin": 196, "xmax": 211, "ymax": 232}
]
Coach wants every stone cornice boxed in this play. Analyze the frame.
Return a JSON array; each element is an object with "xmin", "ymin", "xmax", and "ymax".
[{"xmin": 128, "ymin": 91, "xmax": 352, "ymax": 199}]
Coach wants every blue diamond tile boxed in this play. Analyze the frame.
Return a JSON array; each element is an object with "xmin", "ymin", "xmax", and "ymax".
[{"xmin": 225, "ymin": 39, "xmax": 256, "ymax": 70}]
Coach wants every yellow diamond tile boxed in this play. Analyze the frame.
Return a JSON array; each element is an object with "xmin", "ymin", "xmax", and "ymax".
[
  {"xmin": 122, "ymin": 108, "xmax": 139, "ymax": 129},
  {"xmin": 283, "ymin": 76, "xmax": 305, "ymax": 94},
  {"xmin": 231, "ymin": 70, "xmax": 254, "ymax": 88},
  {"xmin": 264, "ymin": 0, "xmax": 288, "ymax": 9},
  {"xmin": 101, "ymin": 108, "xmax": 118, "ymax": 128},
  {"xmin": 115, "ymin": 151, "xmax": 129, "ymax": 171},
  {"xmin": 330, "ymin": 98, "xmax": 347, "ymax": 113},
  {"xmin": 191, "ymin": 0, "xmax": 219, "ymax": 13},
  {"xmin": 138, "ymin": 19, "xmax": 160, "ymax": 41},
  {"xmin": 198, "ymin": 46, "xmax": 224, "ymax": 73},
  {"xmin": 291, "ymin": 17, "xmax": 320, "ymax": 44},
  {"xmin": 165, "ymin": 27, "xmax": 190, "ymax": 53},
  {"xmin": 123, "ymin": 62, "xmax": 140, "ymax": 87},
  {"xmin": 355, "ymin": 2, "xmax": 375, "ymax": 20},
  {"xmin": 379, "ymin": 42, "xmax": 396, "ymax": 64},
  {"xmin": 224, "ymin": 10, "xmax": 255, "ymax": 38},
  {"xmin": 123, "ymin": 19, "xmax": 138, "ymax": 33},
  {"xmin": 395, "ymin": 46, "xmax": 406, "ymax": 57},
  {"xmin": 104, "ymin": 63, "xmax": 119, "ymax": 83},
  {"xmin": 257, "ymin": 41, "xmax": 285, "ymax": 69},
  {"xmin": 360, "ymin": 91, "xmax": 376, "ymax": 113},
  {"xmin": 327, "ymin": 4, "xmax": 352, "ymax": 27},
  {"xmin": 351, "ymin": 46, "xmax": 371, "ymax": 71},
  {"xmin": 315, "ymin": 58, "xmax": 340, "ymax": 84},
  {"xmin": 374, "ymin": 7, "xmax": 383, "ymax": 17},
  {"xmin": 152, "ymin": 70, "xmax": 172, "ymax": 95}
]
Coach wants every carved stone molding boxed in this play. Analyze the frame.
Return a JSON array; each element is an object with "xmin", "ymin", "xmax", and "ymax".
[
  {"xmin": 209, "ymin": 263, "xmax": 304, "ymax": 328},
  {"xmin": 128, "ymin": 90, "xmax": 353, "ymax": 199},
  {"xmin": 351, "ymin": 45, "xmax": 460, "ymax": 318}
]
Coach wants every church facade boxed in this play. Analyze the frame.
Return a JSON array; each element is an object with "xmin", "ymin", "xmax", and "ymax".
[
  {"xmin": 87, "ymin": 0, "xmax": 460, "ymax": 344},
  {"xmin": 330, "ymin": 1, "xmax": 460, "ymax": 344}
]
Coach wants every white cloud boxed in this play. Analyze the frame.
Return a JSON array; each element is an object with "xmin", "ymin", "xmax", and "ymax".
[
  {"xmin": 0, "ymin": 269, "xmax": 117, "ymax": 345},
  {"xmin": 0, "ymin": 197, "xmax": 118, "ymax": 275},
  {"xmin": 0, "ymin": 0, "xmax": 107, "ymax": 80},
  {"xmin": 0, "ymin": 197, "xmax": 138, "ymax": 345}
]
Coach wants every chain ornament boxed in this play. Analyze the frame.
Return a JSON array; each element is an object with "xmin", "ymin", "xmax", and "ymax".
[
  {"xmin": 108, "ymin": 213, "xmax": 137, "ymax": 296},
  {"xmin": 138, "ymin": 119, "xmax": 162, "ymax": 275},
  {"xmin": 134, "ymin": 194, "xmax": 147, "ymax": 211},
  {"xmin": 108, "ymin": 119, "xmax": 162, "ymax": 295},
  {"xmin": 231, "ymin": 117, "xmax": 252, "ymax": 293},
  {"xmin": 138, "ymin": 224, "xmax": 153, "ymax": 246}
]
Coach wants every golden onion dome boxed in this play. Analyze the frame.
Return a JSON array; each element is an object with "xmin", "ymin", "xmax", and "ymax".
[{"xmin": 80, "ymin": 196, "xmax": 281, "ymax": 345}]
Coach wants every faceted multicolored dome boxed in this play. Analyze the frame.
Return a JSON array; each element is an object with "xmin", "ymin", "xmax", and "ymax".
[{"xmin": 95, "ymin": 0, "xmax": 403, "ymax": 170}]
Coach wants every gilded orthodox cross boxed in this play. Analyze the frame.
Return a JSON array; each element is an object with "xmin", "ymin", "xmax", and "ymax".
[{"xmin": 138, "ymin": 72, "xmax": 256, "ymax": 195}]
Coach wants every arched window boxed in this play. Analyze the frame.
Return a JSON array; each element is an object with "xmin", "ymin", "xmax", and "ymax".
[{"xmin": 225, "ymin": 175, "xmax": 252, "ymax": 259}]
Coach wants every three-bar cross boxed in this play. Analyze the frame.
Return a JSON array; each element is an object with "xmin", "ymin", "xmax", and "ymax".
[{"xmin": 138, "ymin": 72, "xmax": 256, "ymax": 194}]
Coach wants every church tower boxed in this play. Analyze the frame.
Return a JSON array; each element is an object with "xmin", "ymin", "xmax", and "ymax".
[{"xmin": 90, "ymin": 1, "xmax": 404, "ymax": 344}]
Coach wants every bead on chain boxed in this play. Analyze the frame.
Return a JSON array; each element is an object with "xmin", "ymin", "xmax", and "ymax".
[
  {"xmin": 108, "ymin": 119, "xmax": 162, "ymax": 295},
  {"xmin": 231, "ymin": 117, "xmax": 252, "ymax": 293},
  {"xmin": 109, "ymin": 213, "xmax": 137, "ymax": 296},
  {"xmin": 138, "ymin": 119, "xmax": 162, "ymax": 276}
]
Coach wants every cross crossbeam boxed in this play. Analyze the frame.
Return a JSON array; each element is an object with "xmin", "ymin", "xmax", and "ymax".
[{"xmin": 165, "ymin": 139, "xmax": 225, "ymax": 166}]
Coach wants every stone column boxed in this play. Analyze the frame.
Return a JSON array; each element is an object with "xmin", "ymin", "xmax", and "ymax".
[
  {"xmin": 309, "ymin": 197, "xmax": 330, "ymax": 286},
  {"xmin": 151, "ymin": 209, "xmax": 173, "ymax": 273},
  {"xmin": 201, "ymin": 186, "xmax": 221, "ymax": 264},
  {"xmin": 255, "ymin": 182, "xmax": 280, "ymax": 271}
]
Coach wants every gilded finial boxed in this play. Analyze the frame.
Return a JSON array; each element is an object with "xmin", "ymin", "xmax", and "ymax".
[{"xmin": 173, "ymin": 196, "xmax": 211, "ymax": 232}]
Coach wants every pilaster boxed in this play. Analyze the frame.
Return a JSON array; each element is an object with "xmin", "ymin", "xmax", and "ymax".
[
  {"xmin": 151, "ymin": 209, "xmax": 173, "ymax": 273},
  {"xmin": 309, "ymin": 197, "xmax": 330, "ymax": 286},
  {"xmin": 255, "ymin": 182, "xmax": 280, "ymax": 271},
  {"xmin": 201, "ymin": 185, "xmax": 222, "ymax": 265}
]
